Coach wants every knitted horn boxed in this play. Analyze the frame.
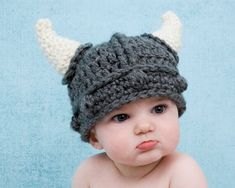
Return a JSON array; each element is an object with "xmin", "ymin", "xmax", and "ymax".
[
  {"xmin": 35, "ymin": 19, "xmax": 81, "ymax": 74},
  {"xmin": 152, "ymin": 11, "xmax": 182, "ymax": 52}
]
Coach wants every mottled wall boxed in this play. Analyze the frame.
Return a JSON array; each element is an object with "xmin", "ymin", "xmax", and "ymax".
[{"xmin": 1, "ymin": 0, "xmax": 234, "ymax": 187}]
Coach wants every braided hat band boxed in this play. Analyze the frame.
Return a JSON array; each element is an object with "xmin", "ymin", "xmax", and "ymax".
[{"xmin": 62, "ymin": 33, "xmax": 187, "ymax": 142}]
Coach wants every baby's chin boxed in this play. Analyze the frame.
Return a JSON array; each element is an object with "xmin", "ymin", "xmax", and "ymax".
[{"xmin": 122, "ymin": 154, "xmax": 165, "ymax": 167}]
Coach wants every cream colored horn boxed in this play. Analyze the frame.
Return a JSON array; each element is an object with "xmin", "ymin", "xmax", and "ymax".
[
  {"xmin": 152, "ymin": 11, "xmax": 182, "ymax": 52},
  {"xmin": 36, "ymin": 19, "xmax": 81, "ymax": 74}
]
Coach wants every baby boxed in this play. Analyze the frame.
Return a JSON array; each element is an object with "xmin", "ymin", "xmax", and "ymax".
[{"xmin": 36, "ymin": 11, "xmax": 208, "ymax": 188}]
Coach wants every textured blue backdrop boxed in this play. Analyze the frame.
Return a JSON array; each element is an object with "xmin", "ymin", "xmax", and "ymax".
[{"xmin": 1, "ymin": 0, "xmax": 235, "ymax": 187}]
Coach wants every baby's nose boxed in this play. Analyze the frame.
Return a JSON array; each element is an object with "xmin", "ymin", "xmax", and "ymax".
[{"xmin": 134, "ymin": 121, "xmax": 155, "ymax": 135}]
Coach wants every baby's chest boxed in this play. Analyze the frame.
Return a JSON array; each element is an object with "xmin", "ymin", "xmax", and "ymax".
[{"xmin": 89, "ymin": 173, "xmax": 170, "ymax": 188}]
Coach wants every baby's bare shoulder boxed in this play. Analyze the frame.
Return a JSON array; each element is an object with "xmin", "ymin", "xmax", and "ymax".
[
  {"xmin": 165, "ymin": 152, "xmax": 208, "ymax": 188},
  {"xmin": 163, "ymin": 152, "xmax": 198, "ymax": 166},
  {"xmin": 72, "ymin": 153, "xmax": 108, "ymax": 188},
  {"xmin": 83, "ymin": 152, "xmax": 108, "ymax": 166}
]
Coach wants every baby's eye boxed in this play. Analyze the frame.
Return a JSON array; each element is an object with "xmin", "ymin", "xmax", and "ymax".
[
  {"xmin": 153, "ymin": 104, "xmax": 167, "ymax": 114},
  {"xmin": 112, "ymin": 114, "xmax": 129, "ymax": 122}
]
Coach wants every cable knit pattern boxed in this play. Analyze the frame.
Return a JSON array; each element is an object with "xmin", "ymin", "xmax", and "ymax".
[{"xmin": 62, "ymin": 33, "xmax": 188, "ymax": 142}]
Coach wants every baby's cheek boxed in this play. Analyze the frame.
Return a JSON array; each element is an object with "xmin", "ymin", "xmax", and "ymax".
[
  {"xmin": 105, "ymin": 136, "xmax": 132, "ymax": 161},
  {"xmin": 164, "ymin": 124, "xmax": 180, "ymax": 149}
]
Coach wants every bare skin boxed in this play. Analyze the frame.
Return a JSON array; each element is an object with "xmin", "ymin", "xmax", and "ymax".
[
  {"xmin": 72, "ymin": 152, "xmax": 207, "ymax": 188},
  {"xmin": 72, "ymin": 98, "xmax": 208, "ymax": 188}
]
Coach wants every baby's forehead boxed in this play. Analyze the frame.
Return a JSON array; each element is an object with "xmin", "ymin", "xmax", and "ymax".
[{"xmin": 112, "ymin": 97, "xmax": 171, "ymax": 111}]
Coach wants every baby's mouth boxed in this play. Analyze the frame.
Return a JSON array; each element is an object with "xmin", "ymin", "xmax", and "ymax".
[{"xmin": 136, "ymin": 140, "xmax": 158, "ymax": 151}]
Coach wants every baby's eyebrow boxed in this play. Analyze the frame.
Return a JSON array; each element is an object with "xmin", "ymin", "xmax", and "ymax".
[
  {"xmin": 153, "ymin": 97, "xmax": 169, "ymax": 102},
  {"xmin": 112, "ymin": 106, "xmax": 124, "ymax": 113},
  {"xmin": 107, "ymin": 106, "xmax": 123, "ymax": 117}
]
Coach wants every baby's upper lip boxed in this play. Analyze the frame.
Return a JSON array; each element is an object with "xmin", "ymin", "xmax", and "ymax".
[{"xmin": 139, "ymin": 140, "xmax": 158, "ymax": 144}]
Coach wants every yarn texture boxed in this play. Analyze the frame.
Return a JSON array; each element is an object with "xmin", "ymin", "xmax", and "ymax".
[
  {"xmin": 36, "ymin": 19, "xmax": 80, "ymax": 74},
  {"xmin": 62, "ymin": 33, "xmax": 187, "ymax": 142}
]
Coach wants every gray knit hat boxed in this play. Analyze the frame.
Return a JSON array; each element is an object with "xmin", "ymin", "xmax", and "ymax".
[{"xmin": 36, "ymin": 11, "xmax": 187, "ymax": 142}]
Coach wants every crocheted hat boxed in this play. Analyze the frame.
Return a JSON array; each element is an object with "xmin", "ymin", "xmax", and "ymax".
[{"xmin": 36, "ymin": 11, "xmax": 187, "ymax": 142}]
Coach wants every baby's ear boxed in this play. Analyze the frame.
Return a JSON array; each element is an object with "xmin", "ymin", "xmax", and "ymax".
[{"xmin": 89, "ymin": 129, "xmax": 103, "ymax": 150}]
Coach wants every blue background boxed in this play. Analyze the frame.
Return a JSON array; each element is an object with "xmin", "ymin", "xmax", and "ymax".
[{"xmin": 1, "ymin": 0, "xmax": 235, "ymax": 187}]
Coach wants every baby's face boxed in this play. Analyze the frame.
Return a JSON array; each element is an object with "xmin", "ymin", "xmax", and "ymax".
[{"xmin": 90, "ymin": 97, "xmax": 180, "ymax": 166}]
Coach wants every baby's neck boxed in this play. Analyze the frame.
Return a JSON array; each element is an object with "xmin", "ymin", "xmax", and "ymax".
[{"xmin": 112, "ymin": 159, "xmax": 162, "ymax": 179}]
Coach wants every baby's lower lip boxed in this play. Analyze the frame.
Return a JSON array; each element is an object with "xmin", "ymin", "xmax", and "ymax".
[{"xmin": 136, "ymin": 140, "xmax": 158, "ymax": 151}]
